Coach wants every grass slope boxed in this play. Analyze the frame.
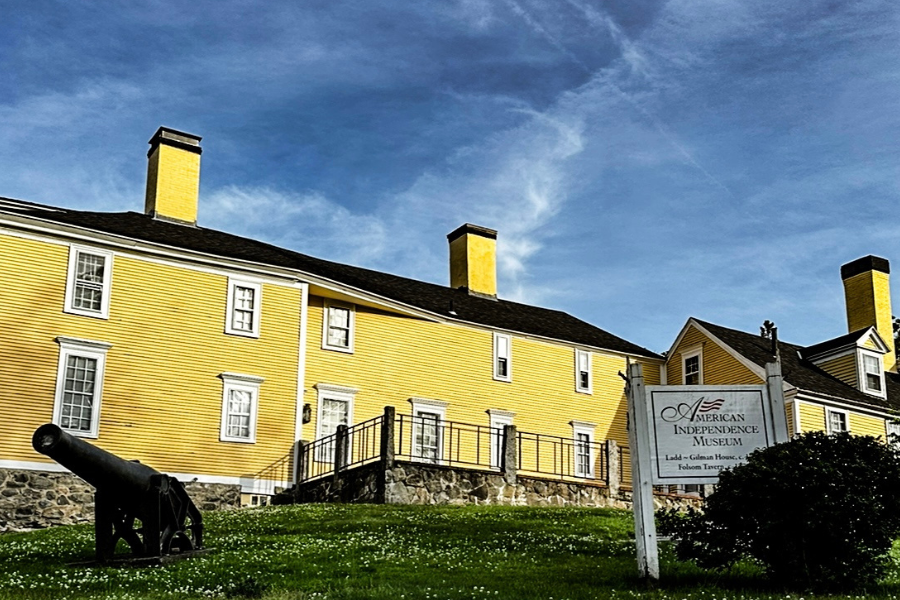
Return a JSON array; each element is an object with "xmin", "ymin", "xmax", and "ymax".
[{"xmin": 0, "ymin": 504, "xmax": 898, "ymax": 599}]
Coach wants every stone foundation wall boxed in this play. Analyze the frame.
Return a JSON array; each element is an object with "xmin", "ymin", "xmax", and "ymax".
[
  {"xmin": 0, "ymin": 469, "xmax": 241, "ymax": 532},
  {"xmin": 278, "ymin": 460, "xmax": 703, "ymax": 511}
]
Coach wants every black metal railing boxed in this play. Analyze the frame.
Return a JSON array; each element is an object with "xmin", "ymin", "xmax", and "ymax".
[
  {"xmin": 516, "ymin": 431, "xmax": 609, "ymax": 483},
  {"xmin": 297, "ymin": 415, "xmax": 384, "ymax": 483},
  {"xmin": 252, "ymin": 450, "xmax": 295, "ymax": 495},
  {"xmin": 294, "ymin": 408, "xmax": 619, "ymax": 487},
  {"xmin": 395, "ymin": 414, "xmax": 502, "ymax": 469}
]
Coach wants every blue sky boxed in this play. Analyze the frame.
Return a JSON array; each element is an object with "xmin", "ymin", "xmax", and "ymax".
[{"xmin": 2, "ymin": 0, "xmax": 899, "ymax": 353}]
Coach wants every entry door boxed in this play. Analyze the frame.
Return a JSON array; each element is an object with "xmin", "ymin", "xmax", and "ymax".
[{"xmin": 413, "ymin": 410, "xmax": 442, "ymax": 463}]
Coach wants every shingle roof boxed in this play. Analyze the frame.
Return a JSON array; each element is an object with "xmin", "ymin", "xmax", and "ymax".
[
  {"xmin": 694, "ymin": 319, "xmax": 900, "ymax": 413},
  {"xmin": 0, "ymin": 197, "xmax": 661, "ymax": 359},
  {"xmin": 801, "ymin": 328, "xmax": 873, "ymax": 359}
]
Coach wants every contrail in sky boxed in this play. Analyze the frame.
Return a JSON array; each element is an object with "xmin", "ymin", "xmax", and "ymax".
[{"xmin": 507, "ymin": 0, "xmax": 735, "ymax": 198}]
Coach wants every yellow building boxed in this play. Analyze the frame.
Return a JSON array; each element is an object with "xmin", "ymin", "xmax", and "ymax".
[
  {"xmin": 666, "ymin": 255, "xmax": 900, "ymax": 446},
  {"xmin": 0, "ymin": 127, "xmax": 662, "ymax": 523}
]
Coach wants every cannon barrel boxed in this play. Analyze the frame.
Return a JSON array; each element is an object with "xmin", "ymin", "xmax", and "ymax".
[{"xmin": 32, "ymin": 423, "xmax": 161, "ymax": 503}]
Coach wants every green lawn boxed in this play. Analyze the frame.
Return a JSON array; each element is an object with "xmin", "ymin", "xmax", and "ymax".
[{"xmin": 0, "ymin": 504, "xmax": 898, "ymax": 599}]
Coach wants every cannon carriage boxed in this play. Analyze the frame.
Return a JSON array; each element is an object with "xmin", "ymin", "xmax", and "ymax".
[{"xmin": 32, "ymin": 424, "xmax": 203, "ymax": 562}]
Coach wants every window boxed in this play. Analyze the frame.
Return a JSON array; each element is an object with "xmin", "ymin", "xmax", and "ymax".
[
  {"xmin": 887, "ymin": 421, "xmax": 900, "ymax": 446},
  {"xmin": 826, "ymin": 408, "xmax": 849, "ymax": 435},
  {"xmin": 322, "ymin": 301, "xmax": 355, "ymax": 353},
  {"xmin": 219, "ymin": 373, "xmax": 263, "ymax": 443},
  {"xmin": 315, "ymin": 384, "xmax": 357, "ymax": 462},
  {"xmin": 488, "ymin": 410, "xmax": 514, "ymax": 468},
  {"xmin": 409, "ymin": 398, "xmax": 447, "ymax": 463},
  {"xmin": 682, "ymin": 347, "xmax": 702, "ymax": 385},
  {"xmin": 64, "ymin": 246, "xmax": 113, "ymax": 319},
  {"xmin": 571, "ymin": 421, "xmax": 596, "ymax": 478},
  {"xmin": 52, "ymin": 337, "xmax": 112, "ymax": 438},
  {"xmin": 575, "ymin": 349, "xmax": 592, "ymax": 394},
  {"xmin": 493, "ymin": 332, "xmax": 512, "ymax": 382},
  {"xmin": 225, "ymin": 279, "xmax": 261, "ymax": 338},
  {"xmin": 862, "ymin": 353, "xmax": 884, "ymax": 395}
]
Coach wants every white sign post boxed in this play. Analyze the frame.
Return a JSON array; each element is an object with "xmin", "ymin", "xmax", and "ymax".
[
  {"xmin": 625, "ymin": 362, "xmax": 659, "ymax": 580},
  {"xmin": 624, "ymin": 359, "xmax": 788, "ymax": 580}
]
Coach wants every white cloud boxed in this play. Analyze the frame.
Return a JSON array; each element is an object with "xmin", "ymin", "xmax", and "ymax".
[{"xmin": 202, "ymin": 186, "xmax": 388, "ymax": 268}]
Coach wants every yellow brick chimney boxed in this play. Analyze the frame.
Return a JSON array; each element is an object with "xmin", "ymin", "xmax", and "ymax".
[
  {"xmin": 144, "ymin": 127, "xmax": 202, "ymax": 225},
  {"xmin": 841, "ymin": 255, "xmax": 895, "ymax": 371},
  {"xmin": 448, "ymin": 224, "xmax": 498, "ymax": 299}
]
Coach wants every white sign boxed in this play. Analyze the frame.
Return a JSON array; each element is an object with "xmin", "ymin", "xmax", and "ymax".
[{"xmin": 645, "ymin": 385, "xmax": 775, "ymax": 484}]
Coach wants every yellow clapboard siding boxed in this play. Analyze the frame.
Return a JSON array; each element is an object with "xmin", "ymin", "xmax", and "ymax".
[
  {"xmin": 786, "ymin": 402, "xmax": 795, "ymax": 435},
  {"xmin": 816, "ymin": 353, "xmax": 857, "ymax": 387},
  {"xmin": 0, "ymin": 233, "xmax": 301, "ymax": 479},
  {"xmin": 797, "ymin": 402, "xmax": 826, "ymax": 432},
  {"xmin": 667, "ymin": 324, "xmax": 763, "ymax": 386},
  {"xmin": 304, "ymin": 296, "xmax": 660, "ymax": 465},
  {"xmin": 849, "ymin": 413, "xmax": 887, "ymax": 438},
  {"xmin": 863, "ymin": 337, "xmax": 879, "ymax": 350}
]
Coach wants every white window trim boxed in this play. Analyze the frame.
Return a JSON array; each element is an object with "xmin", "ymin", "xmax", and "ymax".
[
  {"xmin": 886, "ymin": 420, "xmax": 900, "ymax": 447},
  {"xmin": 826, "ymin": 407, "xmax": 850, "ymax": 435},
  {"xmin": 315, "ymin": 383, "xmax": 357, "ymax": 439},
  {"xmin": 63, "ymin": 245, "xmax": 113, "ymax": 320},
  {"xmin": 493, "ymin": 332, "xmax": 512, "ymax": 382},
  {"xmin": 52, "ymin": 336, "xmax": 112, "ymax": 439},
  {"xmin": 219, "ymin": 373, "xmax": 263, "ymax": 444},
  {"xmin": 857, "ymin": 349, "xmax": 886, "ymax": 399},
  {"xmin": 225, "ymin": 278, "xmax": 262, "ymax": 338},
  {"xmin": 488, "ymin": 410, "xmax": 514, "ymax": 469},
  {"xmin": 681, "ymin": 345, "xmax": 703, "ymax": 385},
  {"xmin": 575, "ymin": 349, "xmax": 592, "ymax": 394},
  {"xmin": 570, "ymin": 421, "xmax": 596, "ymax": 479},
  {"xmin": 321, "ymin": 300, "xmax": 356, "ymax": 353},
  {"xmin": 409, "ymin": 398, "xmax": 448, "ymax": 464}
]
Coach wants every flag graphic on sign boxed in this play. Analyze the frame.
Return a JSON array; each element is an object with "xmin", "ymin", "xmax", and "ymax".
[
  {"xmin": 660, "ymin": 396, "xmax": 726, "ymax": 422},
  {"xmin": 697, "ymin": 398, "xmax": 725, "ymax": 413}
]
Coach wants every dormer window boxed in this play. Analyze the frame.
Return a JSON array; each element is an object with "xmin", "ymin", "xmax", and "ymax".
[{"xmin": 862, "ymin": 353, "xmax": 884, "ymax": 395}]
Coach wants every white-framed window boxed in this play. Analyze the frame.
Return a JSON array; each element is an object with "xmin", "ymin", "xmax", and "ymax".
[
  {"xmin": 887, "ymin": 421, "xmax": 900, "ymax": 447},
  {"xmin": 64, "ymin": 246, "xmax": 113, "ymax": 319},
  {"xmin": 826, "ymin": 408, "xmax": 849, "ymax": 435},
  {"xmin": 575, "ymin": 349, "xmax": 592, "ymax": 394},
  {"xmin": 570, "ymin": 421, "xmax": 596, "ymax": 478},
  {"xmin": 859, "ymin": 351, "xmax": 885, "ymax": 397},
  {"xmin": 219, "ymin": 373, "xmax": 263, "ymax": 443},
  {"xmin": 52, "ymin": 337, "xmax": 112, "ymax": 438},
  {"xmin": 488, "ymin": 409, "xmax": 515, "ymax": 469},
  {"xmin": 315, "ymin": 383, "xmax": 357, "ymax": 462},
  {"xmin": 682, "ymin": 347, "xmax": 703, "ymax": 385},
  {"xmin": 225, "ymin": 279, "xmax": 262, "ymax": 338},
  {"xmin": 409, "ymin": 398, "xmax": 448, "ymax": 463},
  {"xmin": 322, "ymin": 301, "xmax": 355, "ymax": 353},
  {"xmin": 493, "ymin": 332, "xmax": 512, "ymax": 382}
]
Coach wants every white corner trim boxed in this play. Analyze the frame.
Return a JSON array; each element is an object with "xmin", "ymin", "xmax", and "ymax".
[{"xmin": 293, "ymin": 282, "xmax": 310, "ymax": 481}]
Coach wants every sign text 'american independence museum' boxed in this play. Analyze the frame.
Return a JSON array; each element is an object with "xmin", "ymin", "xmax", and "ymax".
[{"xmin": 644, "ymin": 385, "xmax": 776, "ymax": 485}]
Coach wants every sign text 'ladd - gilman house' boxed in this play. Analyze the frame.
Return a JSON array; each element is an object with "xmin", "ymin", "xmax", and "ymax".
[{"xmin": 645, "ymin": 385, "xmax": 775, "ymax": 485}]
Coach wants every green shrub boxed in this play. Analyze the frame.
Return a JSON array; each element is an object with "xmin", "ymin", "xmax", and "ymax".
[{"xmin": 657, "ymin": 431, "xmax": 900, "ymax": 591}]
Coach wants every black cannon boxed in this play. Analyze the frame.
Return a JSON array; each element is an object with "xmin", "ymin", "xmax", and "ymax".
[{"xmin": 32, "ymin": 424, "xmax": 203, "ymax": 562}]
